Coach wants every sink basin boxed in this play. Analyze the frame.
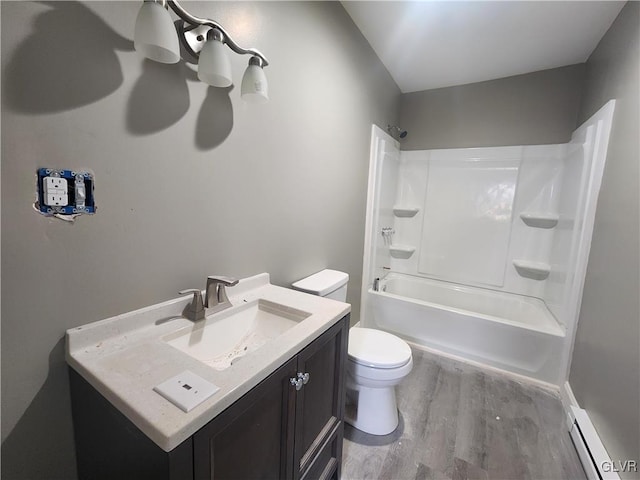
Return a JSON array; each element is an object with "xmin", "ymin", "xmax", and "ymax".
[{"xmin": 163, "ymin": 299, "xmax": 311, "ymax": 371}]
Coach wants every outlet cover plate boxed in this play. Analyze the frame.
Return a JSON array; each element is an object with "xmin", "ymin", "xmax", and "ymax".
[{"xmin": 153, "ymin": 370, "xmax": 220, "ymax": 412}]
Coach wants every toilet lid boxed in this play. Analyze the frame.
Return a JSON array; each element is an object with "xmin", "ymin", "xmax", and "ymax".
[{"xmin": 348, "ymin": 328, "xmax": 412, "ymax": 369}]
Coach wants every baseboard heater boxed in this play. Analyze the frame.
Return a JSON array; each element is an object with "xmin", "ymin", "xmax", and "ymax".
[{"xmin": 569, "ymin": 406, "xmax": 620, "ymax": 480}]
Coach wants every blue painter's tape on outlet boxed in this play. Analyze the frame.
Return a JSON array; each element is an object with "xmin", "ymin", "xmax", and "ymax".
[{"xmin": 35, "ymin": 168, "xmax": 96, "ymax": 217}]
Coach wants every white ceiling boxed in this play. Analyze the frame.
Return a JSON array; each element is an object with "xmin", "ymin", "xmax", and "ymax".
[{"xmin": 342, "ymin": 1, "xmax": 625, "ymax": 93}]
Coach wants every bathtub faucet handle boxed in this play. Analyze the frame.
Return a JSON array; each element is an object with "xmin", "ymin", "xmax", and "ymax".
[{"xmin": 381, "ymin": 227, "xmax": 395, "ymax": 246}]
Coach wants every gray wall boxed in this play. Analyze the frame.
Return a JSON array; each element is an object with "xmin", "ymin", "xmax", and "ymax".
[
  {"xmin": 569, "ymin": 1, "xmax": 639, "ymax": 473},
  {"xmin": 0, "ymin": 2, "xmax": 400, "ymax": 478},
  {"xmin": 399, "ymin": 64, "xmax": 584, "ymax": 150}
]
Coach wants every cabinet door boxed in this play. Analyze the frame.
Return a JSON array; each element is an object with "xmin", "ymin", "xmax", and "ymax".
[
  {"xmin": 293, "ymin": 316, "xmax": 349, "ymax": 479},
  {"xmin": 193, "ymin": 357, "xmax": 298, "ymax": 480}
]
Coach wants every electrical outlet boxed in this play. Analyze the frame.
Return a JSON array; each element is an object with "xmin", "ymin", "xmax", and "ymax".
[
  {"xmin": 43, "ymin": 176, "xmax": 69, "ymax": 206},
  {"xmin": 44, "ymin": 176, "xmax": 66, "ymax": 191},
  {"xmin": 44, "ymin": 192, "xmax": 68, "ymax": 206},
  {"xmin": 153, "ymin": 371, "xmax": 220, "ymax": 412},
  {"xmin": 35, "ymin": 168, "xmax": 96, "ymax": 217}
]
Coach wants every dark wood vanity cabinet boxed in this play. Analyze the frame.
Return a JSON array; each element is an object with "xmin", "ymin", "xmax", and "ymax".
[
  {"xmin": 193, "ymin": 315, "xmax": 348, "ymax": 480},
  {"xmin": 70, "ymin": 314, "xmax": 349, "ymax": 480},
  {"xmin": 192, "ymin": 356, "xmax": 298, "ymax": 479}
]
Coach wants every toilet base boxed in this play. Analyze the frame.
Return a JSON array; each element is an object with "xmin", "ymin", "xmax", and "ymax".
[{"xmin": 345, "ymin": 383, "xmax": 399, "ymax": 435}]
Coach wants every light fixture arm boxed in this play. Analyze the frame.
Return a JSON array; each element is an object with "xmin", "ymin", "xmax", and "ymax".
[{"xmin": 167, "ymin": 0, "xmax": 269, "ymax": 67}]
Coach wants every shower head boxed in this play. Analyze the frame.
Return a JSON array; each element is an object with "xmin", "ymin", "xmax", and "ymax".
[{"xmin": 387, "ymin": 125, "xmax": 408, "ymax": 140}]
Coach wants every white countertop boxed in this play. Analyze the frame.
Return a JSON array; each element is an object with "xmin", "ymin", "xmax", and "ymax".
[{"xmin": 65, "ymin": 273, "xmax": 350, "ymax": 452}]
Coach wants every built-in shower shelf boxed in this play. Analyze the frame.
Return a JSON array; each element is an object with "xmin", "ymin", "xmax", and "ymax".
[
  {"xmin": 513, "ymin": 260, "xmax": 551, "ymax": 280},
  {"xmin": 520, "ymin": 212, "xmax": 559, "ymax": 229},
  {"xmin": 389, "ymin": 245, "xmax": 416, "ymax": 259},
  {"xmin": 393, "ymin": 206, "xmax": 420, "ymax": 218}
]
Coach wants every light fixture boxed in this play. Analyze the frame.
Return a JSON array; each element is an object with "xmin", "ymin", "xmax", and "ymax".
[
  {"xmin": 197, "ymin": 29, "xmax": 232, "ymax": 87},
  {"xmin": 134, "ymin": 0, "xmax": 269, "ymax": 100},
  {"xmin": 241, "ymin": 56, "xmax": 269, "ymax": 103},
  {"xmin": 134, "ymin": 1, "xmax": 180, "ymax": 64}
]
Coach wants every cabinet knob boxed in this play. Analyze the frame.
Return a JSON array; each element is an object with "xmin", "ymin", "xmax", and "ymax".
[
  {"xmin": 290, "ymin": 372, "xmax": 310, "ymax": 391},
  {"xmin": 298, "ymin": 372, "xmax": 310, "ymax": 385},
  {"xmin": 290, "ymin": 377, "xmax": 303, "ymax": 391}
]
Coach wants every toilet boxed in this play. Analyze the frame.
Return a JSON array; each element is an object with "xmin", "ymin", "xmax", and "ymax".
[{"xmin": 292, "ymin": 269, "xmax": 413, "ymax": 435}]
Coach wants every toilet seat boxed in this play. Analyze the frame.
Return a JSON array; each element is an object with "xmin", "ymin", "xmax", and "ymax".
[{"xmin": 348, "ymin": 328, "xmax": 412, "ymax": 369}]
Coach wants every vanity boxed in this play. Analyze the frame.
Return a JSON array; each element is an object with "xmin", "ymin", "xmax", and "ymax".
[{"xmin": 66, "ymin": 273, "xmax": 350, "ymax": 480}]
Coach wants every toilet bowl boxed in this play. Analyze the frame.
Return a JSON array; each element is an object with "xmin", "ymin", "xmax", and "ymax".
[
  {"xmin": 345, "ymin": 327, "xmax": 413, "ymax": 435},
  {"xmin": 291, "ymin": 270, "xmax": 413, "ymax": 435}
]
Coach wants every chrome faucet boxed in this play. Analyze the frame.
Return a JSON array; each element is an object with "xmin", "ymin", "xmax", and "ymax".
[{"xmin": 205, "ymin": 276, "xmax": 239, "ymax": 312}]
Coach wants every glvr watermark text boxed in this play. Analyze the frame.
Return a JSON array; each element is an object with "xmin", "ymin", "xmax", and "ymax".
[{"xmin": 601, "ymin": 460, "xmax": 638, "ymax": 473}]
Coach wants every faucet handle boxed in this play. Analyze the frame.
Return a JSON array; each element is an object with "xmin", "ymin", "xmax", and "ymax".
[
  {"xmin": 206, "ymin": 276, "xmax": 239, "ymax": 287},
  {"xmin": 179, "ymin": 289, "xmax": 205, "ymax": 321},
  {"xmin": 206, "ymin": 276, "xmax": 239, "ymax": 308}
]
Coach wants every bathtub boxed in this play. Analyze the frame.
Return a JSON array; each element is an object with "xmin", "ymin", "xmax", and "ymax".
[{"xmin": 365, "ymin": 273, "xmax": 565, "ymax": 384}]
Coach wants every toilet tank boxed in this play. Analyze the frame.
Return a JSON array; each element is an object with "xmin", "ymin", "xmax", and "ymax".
[{"xmin": 291, "ymin": 269, "xmax": 349, "ymax": 302}]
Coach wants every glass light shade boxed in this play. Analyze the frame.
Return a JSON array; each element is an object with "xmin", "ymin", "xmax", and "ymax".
[
  {"xmin": 241, "ymin": 64, "xmax": 269, "ymax": 103},
  {"xmin": 198, "ymin": 39, "xmax": 233, "ymax": 87},
  {"xmin": 134, "ymin": 2, "xmax": 180, "ymax": 64}
]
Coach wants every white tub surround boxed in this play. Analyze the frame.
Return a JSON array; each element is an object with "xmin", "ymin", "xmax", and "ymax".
[
  {"xmin": 66, "ymin": 273, "xmax": 350, "ymax": 452},
  {"xmin": 363, "ymin": 103, "xmax": 614, "ymax": 385}
]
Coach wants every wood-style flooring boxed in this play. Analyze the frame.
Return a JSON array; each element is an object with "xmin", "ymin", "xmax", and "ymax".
[{"xmin": 341, "ymin": 348, "xmax": 586, "ymax": 480}]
